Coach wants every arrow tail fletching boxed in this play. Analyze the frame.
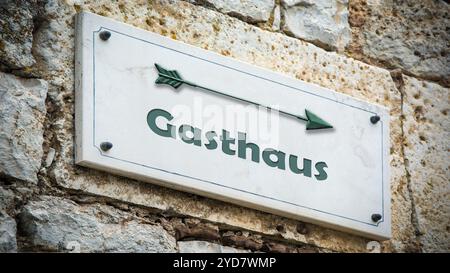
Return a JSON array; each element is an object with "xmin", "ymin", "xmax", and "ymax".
[
  {"xmin": 154, "ymin": 63, "xmax": 184, "ymax": 89},
  {"xmin": 155, "ymin": 76, "xmax": 183, "ymax": 89}
]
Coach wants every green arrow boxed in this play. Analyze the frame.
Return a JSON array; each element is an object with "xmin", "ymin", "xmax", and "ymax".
[
  {"xmin": 304, "ymin": 109, "xmax": 333, "ymax": 130},
  {"xmin": 154, "ymin": 63, "xmax": 333, "ymax": 130}
]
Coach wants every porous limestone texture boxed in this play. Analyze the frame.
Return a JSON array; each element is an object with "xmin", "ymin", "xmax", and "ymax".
[
  {"xmin": 187, "ymin": 0, "xmax": 275, "ymax": 23},
  {"xmin": 348, "ymin": 0, "xmax": 450, "ymax": 87},
  {"xmin": 0, "ymin": 0, "xmax": 448, "ymax": 253},
  {"xmin": 400, "ymin": 75, "xmax": 449, "ymax": 252}
]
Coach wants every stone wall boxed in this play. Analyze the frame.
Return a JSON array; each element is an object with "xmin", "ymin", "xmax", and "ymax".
[{"xmin": 0, "ymin": 0, "xmax": 448, "ymax": 253}]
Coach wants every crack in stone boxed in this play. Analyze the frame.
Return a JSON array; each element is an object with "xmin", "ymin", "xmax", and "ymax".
[
  {"xmin": 390, "ymin": 69, "xmax": 423, "ymax": 252},
  {"xmin": 185, "ymin": 0, "xmax": 267, "ymax": 24}
]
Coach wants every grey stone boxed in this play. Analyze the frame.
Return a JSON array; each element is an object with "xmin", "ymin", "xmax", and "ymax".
[
  {"xmin": 281, "ymin": 0, "xmax": 351, "ymax": 51},
  {"xmin": 178, "ymin": 240, "xmax": 251, "ymax": 253},
  {"xmin": 44, "ymin": 147, "xmax": 55, "ymax": 167},
  {"xmin": 20, "ymin": 196, "xmax": 177, "ymax": 252},
  {"xmin": 188, "ymin": 0, "xmax": 275, "ymax": 23},
  {"xmin": 0, "ymin": 211, "xmax": 17, "ymax": 252},
  {"xmin": 271, "ymin": 5, "xmax": 281, "ymax": 31},
  {"xmin": 0, "ymin": 0, "xmax": 46, "ymax": 69},
  {"xmin": 0, "ymin": 185, "xmax": 15, "ymax": 211},
  {"xmin": 28, "ymin": 0, "xmax": 76, "ymax": 85},
  {"xmin": 0, "ymin": 72, "xmax": 48, "ymax": 183}
]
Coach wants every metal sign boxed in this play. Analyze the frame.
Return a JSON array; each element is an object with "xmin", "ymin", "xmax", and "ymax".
[{"xmin": 75, "ymin": 12, "xmax": 391, "ymax": 240}]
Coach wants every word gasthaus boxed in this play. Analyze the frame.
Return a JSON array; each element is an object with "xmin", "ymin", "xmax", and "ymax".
[{"xmin": 147, "ymin": 108, "xmax": 328, "ymax": 181}]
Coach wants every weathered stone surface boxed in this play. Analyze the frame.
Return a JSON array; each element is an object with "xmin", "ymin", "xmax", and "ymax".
[
  {"xmin": 39, "ymin": 0, "xmax": 404, "ymax": 253},
  {"xmin": 0, "ymin": 72, "xmax": 48, "ymax": 183},
  {"xmin": 222, "ymin": 231, "xmax": 264, "ymax": 251},
  {"xmin": 29, "ymin": 0, "xmax": 76, "ymax": 85},
  {"xmin": 44, "ymin": 147, "xmax": 56, "ymax": 167},
  {"xmin": 401, "ymin": 75, "xmax": 449, "ymax": 252},
  {"xmin": 187, "ymin": 0, "xmax": 275, "ymax": 23},
  {"xmin": 174, "ymin": 222, "xmax": 220, "ymax": 241},
  {"xmin": 270, "ymin": 5, "xmax": 281, "ymax": 31},
  {"xmin": 0, "ymin": 0, "xmax": 45, "ymax": 69},
  {"xmin": 261, "ymin": 242, "xmax": 298, "ymax": 253},
  {"xmin": 19, "ymin": 196, "xmax": 177, "ymax": 252},
  {"xmin": 0, "ymin": 211, "xmax": 17, "ymax": 252},
  {"xmin": 15, "ymin": 0, "xmax": 444, "ymax": 253},
  {"xmin": 178, "ymin": 240, "xmax": 251, "ymax": 253},
  {"xmin": 281, "ymin": 0, "xmax": 351, "ymax": 51},
  {"xmin": 0, "ymin": 185, "xmax": 15, "ymax": 212},
  {"xmin": 348, "ymin": 0, "xmax": 450, "ymax": 87}
]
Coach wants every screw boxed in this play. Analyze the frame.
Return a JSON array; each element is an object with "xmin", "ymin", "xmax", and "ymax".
[
  {"xmin": 99, "ymin": 30, "xmax": 111, "ymax": 41},
  {"xmin": 100, "ymin": 142, "xmax": 113, "ymax": 151},
  {"xmin": 371, "ymin": 213, "xmax": 382, "ymax": 222},
  {"xmin": 370, "ymin": 115, "xmax": 380, "ymax": 124}
]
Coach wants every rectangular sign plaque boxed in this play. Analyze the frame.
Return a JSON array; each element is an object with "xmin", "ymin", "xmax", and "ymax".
[{"xmin": 75, "ymin": 12, "xmax": 391, "ymax": 240}]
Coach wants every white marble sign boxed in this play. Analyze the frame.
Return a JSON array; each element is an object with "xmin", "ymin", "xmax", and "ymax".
[{"xmin": 75, "ymin": 12, "xmax": 391, "ymax": 240}]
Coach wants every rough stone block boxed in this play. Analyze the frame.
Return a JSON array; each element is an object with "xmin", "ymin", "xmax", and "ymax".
[
  {"xmin": 178, "ymin": 240, "xmax": 251, "ymax": 253},
  {"xmin": 20, "ymin": 196, "xmax": 177, "ymax": 252},
  {"xmin": 401, "ymin": 75, "xmax": 449, "ymax": 252},
  {"xmin": 0, "ymin": 211, "xmax": 17, "ymax": 252},
  {"xmin": 0, "ymin": 72, "xmax": 48, "ymax": 183},
  {"xmin": 348, "ymin": 0, "xmax": 450, "ymax": 86},
  {"xmin": 0, "ymin": 0, "xmax": 45, "ymax": 69},
  {"xmin": 281, "ymin": 0, "xmax": 351, "ymax": 51},
  {"xmin": 187, "ymin": 0, "xmax": 275, "ymax": 23}
]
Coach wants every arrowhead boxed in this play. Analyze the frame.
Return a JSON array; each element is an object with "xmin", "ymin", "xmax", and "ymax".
[{"xmin": 305, "ymin": 109, "xmax": 333, "ymax": 130}]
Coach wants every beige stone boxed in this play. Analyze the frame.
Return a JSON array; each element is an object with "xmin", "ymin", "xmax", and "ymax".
[
  {"xmin": 401, "ymin": 75, "xmax": 449, "ymax": 252},
  {"xmin": 186, "ymin": 0, "xmax": 275, "ymax": 23},
  {"xmin": 348, "ymin": 0, "xmax": 450, "ymax": 87}
]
